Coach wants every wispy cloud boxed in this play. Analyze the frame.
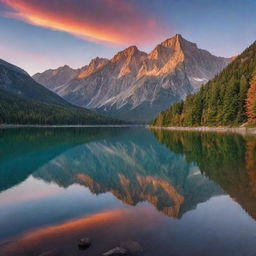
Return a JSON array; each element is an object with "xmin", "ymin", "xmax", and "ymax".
[{"xmin": 0, "ymin": 0, "xmax": 167, "ymax": 45}]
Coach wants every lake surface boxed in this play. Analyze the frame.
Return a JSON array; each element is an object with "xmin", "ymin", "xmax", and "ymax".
[{"xmin": 0, "ymin": 127, "xmax": 256, "ymax": 256}]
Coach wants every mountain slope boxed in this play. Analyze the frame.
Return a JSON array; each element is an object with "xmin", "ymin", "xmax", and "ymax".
[
  {"xmin": 33, "ymin": 57, "xmax": 109, "ymax": 92},
  {"xmin": 33, "ymin": 65, "xmax": 79, "ymax": 91},
  {"xmin": 33, "ymin": 35, "xmax": 230, "ymax": 123},
  {"xmin": 151, "ymin": 41, "xmax": 256, "ymax": 127},
  {"xmin": 0, "ymin": 60, "xmax": 122, "ymax": 125},
  {"xmin": 0, "ymin": 59, "xmax": 71, "ymax": 107}
]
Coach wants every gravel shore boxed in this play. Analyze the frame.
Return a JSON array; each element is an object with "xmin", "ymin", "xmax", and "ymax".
[{"xmin": 148, "ymin": 126, "xmax": 256, "ymax": 136}]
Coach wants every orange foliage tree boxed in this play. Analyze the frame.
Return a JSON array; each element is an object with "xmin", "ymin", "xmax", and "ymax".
[{"xmin": 246, "ymin": 74, "xmax": 256, "ymax": 123}]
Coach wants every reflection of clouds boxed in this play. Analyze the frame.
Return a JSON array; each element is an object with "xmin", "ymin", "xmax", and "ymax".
[
  {"xmin": 1, "ymin": 207, "xmax": 158, "ymax": 256},
  {"xmin": 0, "ymin": 176, "xmax": 64, "ymax": 205}
]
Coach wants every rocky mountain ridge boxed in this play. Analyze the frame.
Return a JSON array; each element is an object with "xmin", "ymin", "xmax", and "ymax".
[{"xmin": 33, "ymin": 34, "xmax": 231, "ymax": 122}]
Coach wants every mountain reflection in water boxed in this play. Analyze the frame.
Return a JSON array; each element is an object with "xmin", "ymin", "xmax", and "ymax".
[{"xmin": 0, "ymin": 127, "xmax": 256, "ymax": 256}]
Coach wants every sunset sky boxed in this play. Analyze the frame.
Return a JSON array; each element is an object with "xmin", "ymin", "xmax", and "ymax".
[{"xmin": 0, "ymin": 0, "xmax": 255, "ymax": 75}]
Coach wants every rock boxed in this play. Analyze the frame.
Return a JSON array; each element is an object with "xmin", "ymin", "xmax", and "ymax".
[
  {"xmin": 38, "ymin": 250, "xmax": 56, "ymax": 256},
  {"xmin": 102, "ymin": 246, "xmax": 128, "ymax": 256},
  {"xmin": 120, "ymin": 241, "xmax": 143, "ymax": 254},
  {"xmin": 78, "ymin": 237, "xmax": 91, "ymax": 249}
]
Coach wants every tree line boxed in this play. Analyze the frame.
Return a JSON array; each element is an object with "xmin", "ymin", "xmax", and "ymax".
[{"xmin": 0, "ymin": 88, "xmax": 121, "ymax": 125}]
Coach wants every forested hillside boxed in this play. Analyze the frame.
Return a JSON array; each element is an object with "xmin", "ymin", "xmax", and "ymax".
[
  {"xmin": 152, "ymin": 42, "xmax": 256, "ymax": 127},
  {"xmin": 0, "ymin": 88, "xmax": 120, "ymax": 125},
  {"xmin": 0, "ymin": 59, "xmax": 70, "ymax": 107}
]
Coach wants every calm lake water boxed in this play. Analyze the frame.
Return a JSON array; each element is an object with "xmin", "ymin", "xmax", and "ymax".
[{"xmin": 0, "ymin": 127, "xmax": 256, "ymax": 256}]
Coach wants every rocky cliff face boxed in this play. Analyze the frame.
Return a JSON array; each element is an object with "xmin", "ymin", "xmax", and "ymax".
[
  {"xmin": 33, "ymin": 65, "xmax": 79, "ymax": 91},
  {"xmin": 33, "ymin": 57, "xmax": 109, "ymax": 92},
  {"xmin": 33, "ymin": 34, "xmax": 231, "ymax": 122}
]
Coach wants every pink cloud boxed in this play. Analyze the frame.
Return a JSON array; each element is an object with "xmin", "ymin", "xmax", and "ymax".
[{"xmin": 0, "ymin": 0, "xmax": 167, "ymax": 45}]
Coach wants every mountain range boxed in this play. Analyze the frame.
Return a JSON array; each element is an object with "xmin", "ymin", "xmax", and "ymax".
[
  {"xmin": 33, "ymin": 34, "xmax": 231, "ymax": 122},
  {"xmin": 0, "ymin": 59, "xmax": 121, "ymax": 125}
]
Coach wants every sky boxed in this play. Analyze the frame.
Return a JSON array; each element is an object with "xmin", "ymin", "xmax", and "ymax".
[{"xmin": 0, "ymin": 0, "xmax": 255, "ymax": 75}]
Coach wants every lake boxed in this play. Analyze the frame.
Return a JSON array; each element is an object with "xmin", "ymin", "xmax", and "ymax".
[{"xmin": 0, "ymin": 127, "xmax": 256, "ymax": 256}]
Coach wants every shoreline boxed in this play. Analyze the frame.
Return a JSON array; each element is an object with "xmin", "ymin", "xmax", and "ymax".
[
  {"xmin": 147, "ymin": 125, "xmax": 256, "ymax": 136},
  {"xmin": 0, "ymin": 124, "xmax": 145, "ymax": 128},
  {"xmin": 1, "ymin": 124, "xmax": 256, "ymax": 136}
]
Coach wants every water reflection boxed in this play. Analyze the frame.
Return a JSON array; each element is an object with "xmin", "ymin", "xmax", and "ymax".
[
  {"xmin": 152, "ymin": 130, "xmax": 256, "ymax": 220},
  {"xmin": 32, "ymin": 128, "xmax": 222, "ymax": 218},
  {"xmin": 1, "ymin": 208, "xmax": 159, "ymax": 256},
  {"xmin": 0, "ymin": 127, "xmax": 256, "ymax": 256},
  {"xmin": 0, "ymin": 127, "xmax": 119, "ymax": 192}
]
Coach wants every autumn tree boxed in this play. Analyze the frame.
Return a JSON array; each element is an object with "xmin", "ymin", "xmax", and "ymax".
[{"xmin": 246, "ymin": 74, "xmax": 256, "ymax": 123}]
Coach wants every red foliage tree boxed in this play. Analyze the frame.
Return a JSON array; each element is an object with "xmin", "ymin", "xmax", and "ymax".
[{"xmin": 246, "ymin": 74, "xmax": 256, "ymax": 123}]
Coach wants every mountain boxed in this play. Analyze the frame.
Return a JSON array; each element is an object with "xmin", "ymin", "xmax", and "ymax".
[
  {"xmin": 33, "ymin": 34, "xmax": 230, "ymax": 123},
  {"xmin": 32, "ymin": 57, "xmax": 109, "ymax": 92},
  {"xmin": 33, "ymin": 65, "xmax": 79, "ymax": 91},
  {"xmin": 0, "ymin": 59, "xmax": 122, "ymax": 125},
  {"xmin": 151, "ymin": 41, "xmax": 256, "ymax": 127},
  {"xmin": 0, "ymin": 59, "xmax": 69, "ymax": 106}
]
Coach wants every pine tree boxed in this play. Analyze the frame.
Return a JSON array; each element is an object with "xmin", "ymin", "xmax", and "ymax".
[{"xmin": 236, "ymin": 75, "xmax": 249, "ymax": 124}]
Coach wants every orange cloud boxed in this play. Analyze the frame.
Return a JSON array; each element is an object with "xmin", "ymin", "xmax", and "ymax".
[{"xmin": 0, "ymin": 0, "xmax": 167, "ymax": 45}]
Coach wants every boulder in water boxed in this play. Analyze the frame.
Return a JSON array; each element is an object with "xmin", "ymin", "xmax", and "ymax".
[{"xmin": 78, "ymin": 237, "xmax": 91, "ymax": 249}]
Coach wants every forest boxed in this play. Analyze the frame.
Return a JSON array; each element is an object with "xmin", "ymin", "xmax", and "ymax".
[{"xmin": 0, "ymin": 88, "xmax": 121, "ymax": 125}]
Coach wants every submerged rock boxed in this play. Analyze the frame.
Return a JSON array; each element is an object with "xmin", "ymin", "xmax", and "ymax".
[
  {"xmin": 38, "ymin": 250, "xmax": 56, "ymax": 256},
  {"xmin": 120, "ymin": 241, "xmax": 143, "ymax": 254},
  {"xmin": 78, "ymin": 237, "xmax": 91, "ymax": 249},
  {"xmin": 102, "ymin": 246, "xmax": 128, "ymax": 256}
]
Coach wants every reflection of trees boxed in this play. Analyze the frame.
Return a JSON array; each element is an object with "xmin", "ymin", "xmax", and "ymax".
[{"xmin": 153, "ymin": 130, "xmax": 256, "ymax": 220}]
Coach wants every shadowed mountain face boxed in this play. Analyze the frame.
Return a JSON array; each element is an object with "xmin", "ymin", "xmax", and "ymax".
[
  {"xmin": 33, "ymin": 35, "xmax": 230, "ymax": 122},
  {"xmin": 0, "ymin": 59, "xmax": 69, "ymax": 107},
  {"xmin": 152, "ymin": 130, "xmax": 256, "ymax": 220}
]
